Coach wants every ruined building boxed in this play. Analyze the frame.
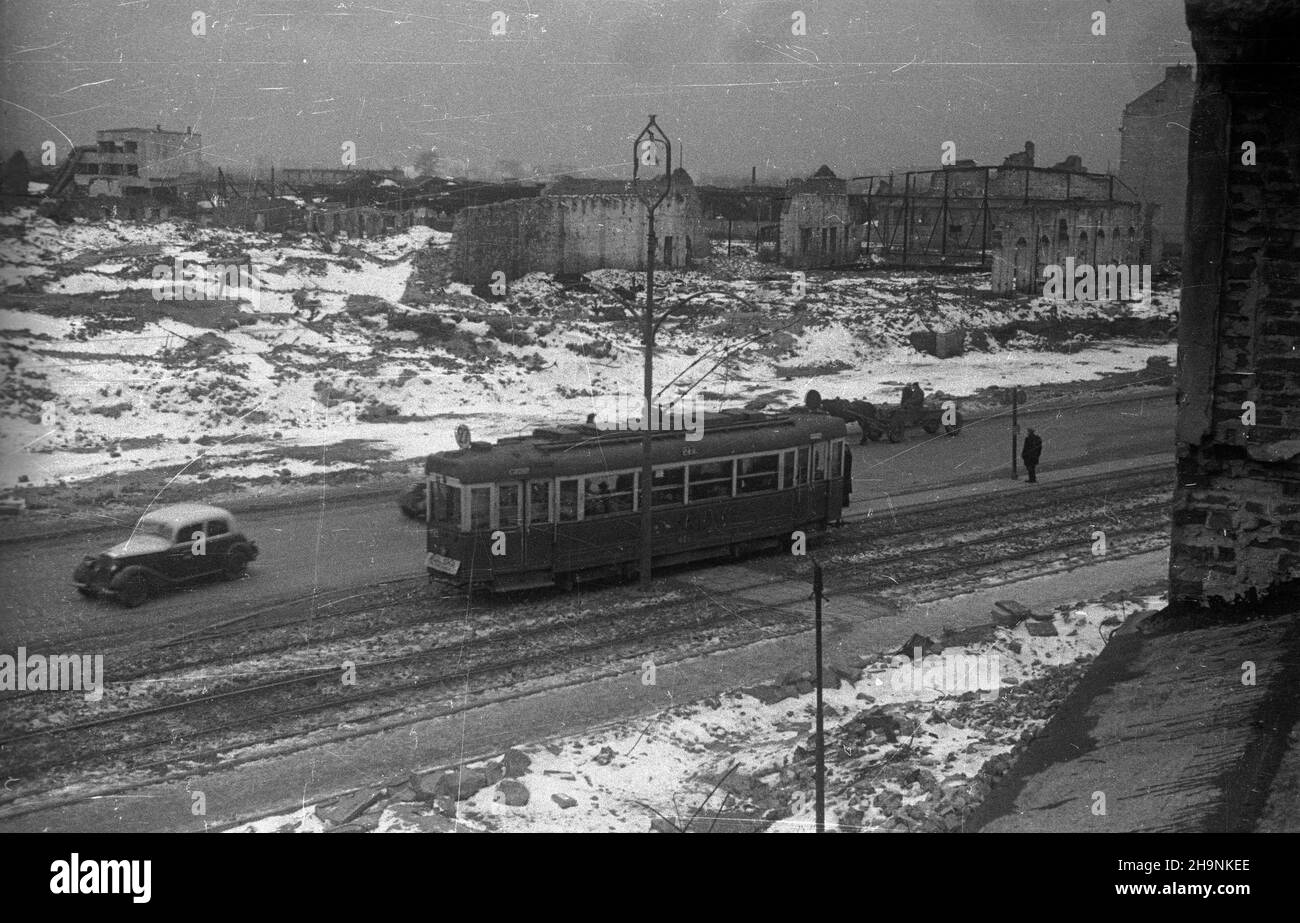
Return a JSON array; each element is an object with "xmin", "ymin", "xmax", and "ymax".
[
  {"xmin": 779, "ymin": 166, "xmax": 858, "ymax": 269},
  {"xmin": 67, "ymin": 126, "xmax": 203, "ymax": 198},
  {"xmin": 987, "ymin": 194, "xmax": 1144, "ymax": 296},
  {"xmin": 451, "ymin": 168, "xmax": 706, "ymax": 285},
  {"xmin": 853, "ymin": 145, "xmax": 1142, "ymax": 293},
  {"xmin": 1119, "ymin": 65, "xmax": 1196, "ymax": 258},
  {"xmin": 1169, "ymin": 0, "xmax": 1300, "ymax": 608}
]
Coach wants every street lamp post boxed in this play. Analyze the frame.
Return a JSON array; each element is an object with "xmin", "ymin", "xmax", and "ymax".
[{"xmin": 632, "ymin": 115, "xmax": 673, "ymax": 588}]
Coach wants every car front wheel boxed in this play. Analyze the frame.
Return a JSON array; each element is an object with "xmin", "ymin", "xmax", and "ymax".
[{"xmin": 115, "ymin": 572, "xmax": 149, "ymax": 608}]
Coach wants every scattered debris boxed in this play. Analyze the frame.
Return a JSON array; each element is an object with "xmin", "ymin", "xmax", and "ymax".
[
  {"xmin": 317, "ymin": 787, "xmax": 388, "ymax": 827},
  {"xmin": 992, "ymin": 600, "xmax": 1035, "ymax": 627},
  {"xmin": 495, "ymin": 780, "xmax": 531, "ymax": 807}
]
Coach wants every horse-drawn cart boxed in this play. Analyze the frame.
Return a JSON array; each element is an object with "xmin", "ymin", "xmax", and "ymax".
[
  {"xmin": 808, "ymin": 388, "xmax": 962, "ymax": 444},
  {"xmin": 859, "ymin": 402, "xmax": 962, "ymax": 442}
]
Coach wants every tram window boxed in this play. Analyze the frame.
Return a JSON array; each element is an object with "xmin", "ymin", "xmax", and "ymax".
[
  {"xmin": 469, "ymin": 486, "xmax": 492, "ymax": 531},
  {"xmin": 584, "ymin": 472, "xmax": 636, "ymax": 517},
  {"xmin": 737, "ymin": 454, "xmax": 779, "ymax": 494},
  {"xmin": 812, "ymin": 443, "xmax": 828, "ymax": 481},
  {"xmin": 688, "ymin": 459, "xmax": 734, "ymax": 502},
  {"xmin": 433, "ymin": 483, "xmax": 460, "ymax": 525},
  {"xmin": 652, "ymin": 465, "xmax": 685, "ymax": 505},
  {"xmin": 830, "ymin": 440, "xmax": 843, "ymax": 478},
  {"xmin": 528, "ymin": 482, "xmax": 551, "ymax": 524},
  {"xmin": 796, "ymin": 447, "xmax": 810, "ymax": 485},
  {"xmin": 498, "ymin": 483, "xmax": 521, "ymax": 529},
  {"xmin": 781, "ymin": 451, "xmax": 796, "ymax": 488},
  {"xmin": 558, "ymin": 479, "xmax": 580, "ymax": 522}
]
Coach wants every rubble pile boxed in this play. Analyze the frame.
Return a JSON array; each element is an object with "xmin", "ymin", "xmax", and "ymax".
[{"xmin": 230, "ymin": 594, "xmax": 1164, "ymax": 834}]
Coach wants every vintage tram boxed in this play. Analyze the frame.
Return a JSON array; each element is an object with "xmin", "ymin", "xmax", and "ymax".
[{"xmin": 422, "ymin": 409, "xmax": 849, "ymax": 591}]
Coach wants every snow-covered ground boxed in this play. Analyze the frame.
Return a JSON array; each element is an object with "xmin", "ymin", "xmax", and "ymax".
[
  {"xmin": 1, "ymin": 209, "xmax": 1176, "ymax": 492},
  {"xmin": 229, "ymin": 592, "xmax": 1164, "ymax": 833}
]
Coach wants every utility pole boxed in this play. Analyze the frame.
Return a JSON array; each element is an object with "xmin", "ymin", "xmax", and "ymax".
[
  {"xmin": 632, "ymin": 115, "xmax": 673, "ymax": 588},
  {"xmin": 813, "ymin": 557, "xmax": 826, "ymax": 833}
]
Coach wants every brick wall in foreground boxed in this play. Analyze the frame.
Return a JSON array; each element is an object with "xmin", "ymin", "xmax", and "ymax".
[{"xmin": 1170, "ymin": 0, "xmax": 1300, "ymax": 606}]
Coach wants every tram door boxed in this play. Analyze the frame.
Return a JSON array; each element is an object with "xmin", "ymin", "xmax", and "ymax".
[
  {"xmin": 496, "ymin": 482, "xmax": 524, "ymax": 569},
  {"xmin": 811, "ymin": 440, "xmax": 831, "ymax": 522},
  {"xmin": 522, "ymin": 480, "xmax": 554, "ymax": 570}
]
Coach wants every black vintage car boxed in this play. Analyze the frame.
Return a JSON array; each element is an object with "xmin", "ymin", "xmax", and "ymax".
[{"xmin": 73, "ymin": 503, "xmax": 259, "ymax": 607}]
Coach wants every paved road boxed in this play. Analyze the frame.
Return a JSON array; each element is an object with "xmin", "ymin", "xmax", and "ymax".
[
  {"xmin": 0, "ymin": 496, "xmax": 427, "ymax": 653},
  {"xmin": 0, "ymin": 393, "xmax": 1175, "ymax": 653}
]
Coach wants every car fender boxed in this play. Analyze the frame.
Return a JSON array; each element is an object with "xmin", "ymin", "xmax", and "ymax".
[{"xmin": 109, "ymin": 563, "xmax": 169, "ymax": 591}]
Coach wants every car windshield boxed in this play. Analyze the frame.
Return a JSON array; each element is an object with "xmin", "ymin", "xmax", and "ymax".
[{"xmin": 133, "ymin": 519, "xmax": 175, "ymax": 541}]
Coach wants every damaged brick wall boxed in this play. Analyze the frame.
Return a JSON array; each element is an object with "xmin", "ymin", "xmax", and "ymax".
[
  {"xmin": 780, "ymin": 191, "xmax": 856, "ymax": 268},
  {"xmin": 451, "ymin": 192, "xmax": 706, "ymax": 285},
  {"xmin": 989, "ymin": 202, "xmax": 1142, "ymax": 295},
  {"xmin": 1170, "ymin": 0, "xmax": 1300, "ymax": 606}
]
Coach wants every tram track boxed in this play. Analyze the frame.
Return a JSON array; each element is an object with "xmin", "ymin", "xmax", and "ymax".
[
  {"xmin": 0, "ymin": 466, "xmax": 1171, "ymax": 720},
  {"xmin": 1, "ymin": 523, "xmax": 1164, "ymax": 789},
  {"xmin": 0, "ymin": 465, "xmax": 1170, "ymax": 703}
]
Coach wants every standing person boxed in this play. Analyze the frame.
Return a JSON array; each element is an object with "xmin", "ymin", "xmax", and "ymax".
[{"xmin": 1022, "ymin": 428, "xmax": 1043, "ymax": 483}]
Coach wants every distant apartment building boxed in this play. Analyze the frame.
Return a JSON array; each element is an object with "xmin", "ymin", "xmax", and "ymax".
[
  {"xmin": 1119, "ymin": 65, "xmax": 1195, "ymax": 256},
  {"xmin": 72, "ymin": 126, "xmax": 203, "ymax": 197}
]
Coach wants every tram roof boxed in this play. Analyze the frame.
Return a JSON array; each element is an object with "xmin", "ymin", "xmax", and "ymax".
[{"xmin": 424, "ymin": 410, "xmax": 847, "ymax": 483}]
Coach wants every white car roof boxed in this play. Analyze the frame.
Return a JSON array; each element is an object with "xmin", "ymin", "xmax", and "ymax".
[{"xmin": 138, "ymin": 503, "xmax": 233, "ymax": 528}]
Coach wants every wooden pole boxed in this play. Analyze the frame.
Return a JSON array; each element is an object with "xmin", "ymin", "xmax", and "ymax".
[{"xmin": 640, "ymin": 210, "xmax": 655, "ymax": 586}]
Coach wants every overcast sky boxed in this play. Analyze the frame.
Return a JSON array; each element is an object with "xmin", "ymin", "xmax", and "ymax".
[{"xmin": 0, "ymin": 0, "xmax": 1193, "ymax": 181}]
